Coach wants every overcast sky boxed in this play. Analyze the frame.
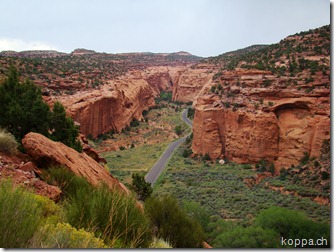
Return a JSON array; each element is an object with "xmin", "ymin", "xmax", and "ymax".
[{"xmin": 0, "ymin": 0, "xmax": 330, "ymax": 57}]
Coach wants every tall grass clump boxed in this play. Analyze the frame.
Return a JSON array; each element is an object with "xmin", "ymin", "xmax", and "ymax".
[
  {"xmin": 0, "ymin": 128, "xmax": 18, "ymax": 154},
  {"xmin": 41, "ymin": 165, "xmax": 93, "ymax": 199},
  {"xmin": 0, "ymin": 180, "xmax": 43, "ymax": 248},
  {"xmin": 66, "ymin": 184, "xmax": 152, "ymax": 248},
  {"xmin": 149, "ymin": 237, "xmax": 173, "ymax": 248},
  {"xmin": 42, "ymin": 166, "xmax": 152, "ymax": 248}
]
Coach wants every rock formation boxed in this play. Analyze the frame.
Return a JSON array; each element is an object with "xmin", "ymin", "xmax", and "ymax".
[
  {"xmin": 191, "ymin": 25, "xmax": 330, "ymax": 170},
  {"xmin": 172, "ymin": 64, "xmax": 216, "ymax": 103},
  {"xmin": 22, "ymin": 132, "xmax": 129, "ymax": 194},
  {"xmin": 0, "ymin": 152, "xmax": 61, "ymax": 200}
]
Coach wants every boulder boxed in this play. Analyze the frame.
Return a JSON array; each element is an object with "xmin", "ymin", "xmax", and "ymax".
[{"xmin": 22, "ymin": 132, "xmax": 129, "ymax": 194}]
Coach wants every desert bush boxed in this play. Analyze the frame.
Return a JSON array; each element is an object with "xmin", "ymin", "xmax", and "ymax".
[
  {"xmin": 30, "ymin": 223, "xmax": 107, "ymax": 248},
  {"xmin": 149, "ymin": 237, "xmax": 173, "ymax": 248},
  {"xmin": 174, "ymin": 125, "xmax": 182, "ymax": 136},
  {"xmin": 145, "ymin": 195, "xmax": 204, "ymax": 248},
  {"xmin": 0, "ymin": 180, "xmax": 43, "ymax": 248},
  {"xmin": 41, "ymin": 165, "xmax": 92, "ymax": 200},
  {"xmin": 131, "ymin": 173, "xmax": 152, "ymax": 201},
  {"xmin": 255, "ymin": 206, "xmax": 330, "ymax": 248},
  {"xmin": 65, "ymin": 183, "xmax": 152, "ymax": 247},
  {"xmin": 213, "ymin": 225, "xmax": 279, "ymax": 248},
  {"xmin": 0, "ymin": 128, "xmax": 18, "ymax": 154},
  {"xmin": 183, "ymin": 201, "xmax": 210, "ymax": 233},
  {"xmin": 42, "ymin": 166, "xmax": 152, "ymax": 247},
  {"xmin": 32, "ymin": 194, "xmax": 65, "ymax": 224}
]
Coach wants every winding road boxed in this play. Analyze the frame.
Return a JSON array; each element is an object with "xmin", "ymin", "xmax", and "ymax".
[{"xmin": 145, "ymin": 108, "xmax": 192, "ymax": 186}]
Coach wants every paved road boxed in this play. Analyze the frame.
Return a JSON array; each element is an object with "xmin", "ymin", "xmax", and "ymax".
[
  {"xmin": 181, "ymin": 108, "xmax": 193, "ymax": 127},
  {"xmin": 145, "ymin": 108, "xmax": 192, "ymax": 186}
]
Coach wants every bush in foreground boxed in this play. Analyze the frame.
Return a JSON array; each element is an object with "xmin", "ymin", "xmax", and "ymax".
[
  {"xmin": 31, "ymin": 223, "xmax": 107, "ymax": 248},
  {"xmin": 0, "ymin": 180, "xmax": 43, "ymax": 248},
  {"xmin": 255, "ymin": 206, "xmax": 330, "ymax": 248},
  {"xmin": 145, "ymin": 195, "xmax": 204, "ymax": 248},
  {"xmin": 0, "ymin": 128, "xmax": 18, "ymax": 154},
  {"xmin": 43, "ymin": 166, "xmax": 152, "ymax": 248},
  {"xmin": 213, "ymin": 226, "xmax": 279, "ymax": 248}
]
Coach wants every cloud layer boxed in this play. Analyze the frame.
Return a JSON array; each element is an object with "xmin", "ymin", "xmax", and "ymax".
[{"xmin": 0, "ymin": 38, "xmax": 58, "ymax": 52}]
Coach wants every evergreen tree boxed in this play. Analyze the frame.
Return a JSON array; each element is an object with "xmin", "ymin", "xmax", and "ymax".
[
  {"xmin": 49, "ymin": 102, "xmax": 82, "ymax": 152},
  {"xmin": 0, "ymin": 66, "xmax": 82, "ymax": 152},
  {"xmin": 131, "ymin": 173, "xmax": 152, "ymax": 201},
  {"xmin": 0, "ymin": 66, "xmax": 50, "ymax": 141}
]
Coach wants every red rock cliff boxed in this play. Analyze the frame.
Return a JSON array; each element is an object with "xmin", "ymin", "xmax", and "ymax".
[
  {"xmin": 191, "ymin": 26, "xmax": 330, "ymax": 170},
  {"xmin": 53, "ymin": 71, "xmax": 157, "ymax": 138}
]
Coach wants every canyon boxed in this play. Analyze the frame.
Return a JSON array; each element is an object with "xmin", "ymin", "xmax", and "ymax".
[{"xmin": 0, "ymin": 25, "xmax": 330, "ymax": 171}]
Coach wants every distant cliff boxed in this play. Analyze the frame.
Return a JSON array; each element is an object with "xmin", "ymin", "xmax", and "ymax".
[{"xmin": 190, "ymin": 25, "xmax": 330, "ymax": 170}]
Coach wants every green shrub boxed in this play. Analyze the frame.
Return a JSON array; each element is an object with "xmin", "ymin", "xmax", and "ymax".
[
  {"xmin": 0, "ymin": 180, "xmax": 43, "ymax": 248},
  {"xmin": 145, "ymin": 195, "xmax": 204, "ymax": 248},
  {"xmin": 174, "ymin": 125, "xmax": 182, "ymax": 136},
  {"xmin": 41, "ymin": 166, "xmax": 92, "ymax": 200},
  {"xmin": 42, "ymin": 166, "xmax": 152, "ymax": 247},
  {"xmin": 66, "ymin": 183, "xmax": 152, "ymax": 248},
  {"xmin": 31, "ymin": 223, "xmax": 107, "ymax": 248},
  {"xmin": 32, "ymin": 194, "xmax": 65, "ymax": 225},
  {"xmin": 0, "ymin": 128, "xmax": 18, "ymax": 154},
  {"xmin": 300, "ymin": 152, "xmax": 310, "ymax": 165},
  {"xmin": 203, "ymin": 153, "xmax": 211, "ymax": 161},
  {"xmin": 255, "ymin": 206, "xmax": 330, "ymax": 248},
  {"xmin": 131, "ymin": 173, "xmax": 153, "ymax": 201},
  {"xmin": 183, "ymin": 201, "xmax": 210, "ymax": 233},
  {"xmin": 213, "ymin": 226, "xmax": 279, "ymax": 248},
  {"xmin": 49, "ymin": 101, "xmax": 82, "ymax": 152}
]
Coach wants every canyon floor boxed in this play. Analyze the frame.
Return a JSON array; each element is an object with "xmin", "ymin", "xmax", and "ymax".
[{"xmin": 94, "ymin": 98, "xmax": 330, "ymax": 230}]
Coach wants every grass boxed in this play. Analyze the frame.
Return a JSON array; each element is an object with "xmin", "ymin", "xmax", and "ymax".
[
  {"xmin": 99, "ymin": 104, "xmax": 191, "ymax": 185},
  {"xmin": 41, "ymin": 166, "xmax": 152, "ymax": 248},
  {"xmin": 153, "ymin": 143, "xmax": 331, "ymax": 224},
  {"xmin": 102, "ymin": 142, "xmax": 168, "ymax": 184}
]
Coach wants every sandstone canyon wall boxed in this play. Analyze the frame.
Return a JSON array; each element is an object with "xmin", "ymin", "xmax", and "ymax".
[
  {"xmin": 191, "ymin": 26, "xmax": 330, "ymax": 170},
  {"xmin": 50, "ymin": 65, "xmax": 214, "ymax": 138},
  {"xmin": 55, "ymin": 73, "xmax": 157, "ymax": 138}
]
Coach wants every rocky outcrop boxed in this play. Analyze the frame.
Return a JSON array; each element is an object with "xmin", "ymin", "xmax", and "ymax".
[
  {"xmin": 52, "ymin": 65, "xmax": 209, "ymax": 138},
  {"xmin": 192, "ymin": 97, "xmax": 280, "ymax": 164},
  {"xmin": 22, "ymin": 132, "xmax": 129, "ymax": 194},
  {"xmin": 53, "ymin": 72, "xmax": 157, "ymax": 138},
  {"xmin": 0, "ymin": 152, "xmax": 61, "ymax": 200},
  {"xmin": 191, "ymin": 26, "xmax": 330, "ymax": 170},
  {"xmin": 172, "ymin": 65, "xmax": 216, "ymax": 103},
  {"xmin": 191, "ymin": 70, "xmax": 330, "ymax": 170}
]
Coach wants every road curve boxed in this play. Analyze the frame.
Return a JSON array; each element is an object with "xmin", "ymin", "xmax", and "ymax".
[
  {"xmin": 181, "ymin": 108, "xmax": 193, "ymax": 127},
  {"xmin": 145, "ymin": 109, "xmax": 192, "ymax": 186}
]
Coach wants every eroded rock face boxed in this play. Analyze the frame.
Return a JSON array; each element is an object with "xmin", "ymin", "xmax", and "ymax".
[
  {"xmin": 192, "ymin": 100, "xmax": 280, "ymax": 164},
  {"xmin": 191, "ymin": 26, "xmax": 330, "ymax": 170},
  {"xmin": 22, "ymin": 132, "xmax": 129, "ymax": 194},
  {"xmin": 53, "ymin": 73, "xmax": 156, "ymax": 138},
  {"xmin": 172, "ymin": 65, "xmax": 216, "ymax": 103},
  {"xmin": 191, "ymin": 74, "xmax": 330, "ymax": 170}
]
